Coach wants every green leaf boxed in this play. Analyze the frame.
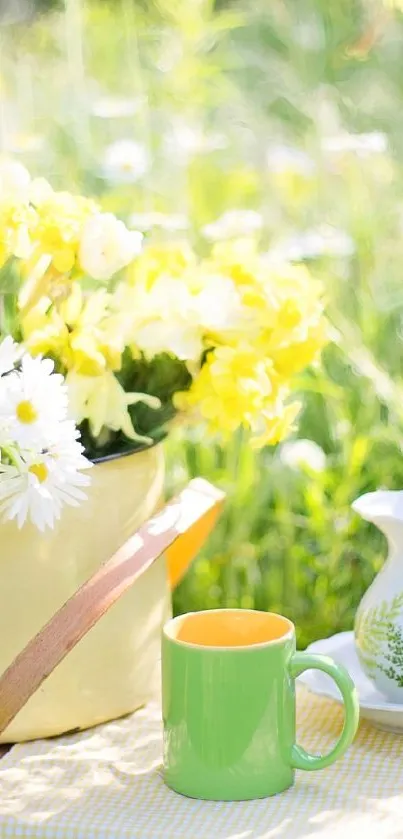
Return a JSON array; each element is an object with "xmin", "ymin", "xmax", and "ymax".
[{"xmin": 0, "ymin": 258, "xmax": 21, "ymax": 295}]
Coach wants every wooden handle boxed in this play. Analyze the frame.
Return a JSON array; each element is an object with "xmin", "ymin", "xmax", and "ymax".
[{"xmin": 0, "ymin": 479, "xmax": 224, "ymax": 738}]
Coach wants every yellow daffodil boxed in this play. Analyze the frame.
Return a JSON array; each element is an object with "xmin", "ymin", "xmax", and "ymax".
[
  {"xmin": 22, "ymin": 283, "xmax": 125, "ymax": 376},
  {"xmin": 269, "ymin": 319, "xmax": 329, "ymax": 378},
  {"xmin": 126, "ymin": 241, "xmax": 196, "ymax": 288},
  {"xmin": 175, "ymin": 344, "xmax": 283, "ymax": 439},
  {"xmin": 0, "ymin": 199, "xmax": 37, "ymax": 267},
  {"xmin": 21, "ymin": 296, "xmax": 69, "ymax": 360},
  {"xmin": 248, "ymin": 402, "xmax": 301, "ymax": 449},
  {"xmin": 34, "ymin": 189, "xmax": 96, "ymax": 260},
  {"xmin": 14, "ymin": 188, "xmax": 97, "ymax": 313},
  {"xmin": 66, "ymin": 370, "xmax": 160, "ymax": 442}
]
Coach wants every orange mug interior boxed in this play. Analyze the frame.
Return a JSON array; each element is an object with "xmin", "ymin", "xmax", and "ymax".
[{"xmin": 166, "ymin": 610, "xmax": 293, "ymax": 648}]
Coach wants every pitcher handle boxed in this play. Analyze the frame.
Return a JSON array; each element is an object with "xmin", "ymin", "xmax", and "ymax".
[{"xmin": 289, "ymin": 652, "xmax": 359, "ymax": 770}]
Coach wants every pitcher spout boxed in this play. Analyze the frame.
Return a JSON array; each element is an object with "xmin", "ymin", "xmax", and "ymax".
[{"xmin": 352, "ymin": 490, "xmax": 403, "ymax": 549}]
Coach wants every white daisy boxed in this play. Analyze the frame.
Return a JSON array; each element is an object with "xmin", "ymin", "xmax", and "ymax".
[
  {"xmin": 0, "ymin": 336, "xmax": 22, "ymax": 377},
  {"xmin": 163, "ymin": 121, "xmax": 227, "ymax": 160},
  {"xmin": 46, "ymin": 420, "xmax": 92, "ymax": 474},
  {"xmin": 91, "ymin": 96, "xmax": 143, "ymax": 119},
  {"xmin": 0, "ymin": 449, "xmax": 91, "ymax": 531},
  {"xmin": 279, "ymin": 439, "xmax": 327, "ymax": 473},
  {"xmin": 322, "ymin": 132, "xmax": 388, "ymax": 158},
  {"xmin": 266, "ymin": 225, "xmax": 355, "ymax": 263},
  {"xmin": 202, "ymin": 210, "xmax": 263, "ymax": 242},
  {"xmin": 101, "ymin": 140, "xmax": 149, "ymax": 183},
  {"xmin": 266, "ymin": 145, "xmax": 316, "ymax": 176},
  {"xmin": 0, "ymin": 355, "xmax": 68, "ymax": 449}
]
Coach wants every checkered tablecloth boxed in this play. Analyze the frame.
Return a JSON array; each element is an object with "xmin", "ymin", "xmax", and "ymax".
[{"xmin": 0, "ymin": 687, "xmax": 401, "ymax": 839}]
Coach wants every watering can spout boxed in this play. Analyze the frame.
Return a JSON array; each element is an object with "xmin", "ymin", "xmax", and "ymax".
[{"xmin": 352, "ymin": 489, "xmax": 403, "ymax": 546}]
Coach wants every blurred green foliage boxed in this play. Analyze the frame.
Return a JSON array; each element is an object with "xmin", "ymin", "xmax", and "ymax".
[{"xmin": 2, "ymin": 0, "xmax": 403, "ymax": 646}]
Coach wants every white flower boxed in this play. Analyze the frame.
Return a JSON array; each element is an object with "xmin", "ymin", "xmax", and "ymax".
[
  {"xmin": 0, "ymin": 446, "xmax": 91, "ymax": 532},
  {"xmin": 0, "ymin": 337, "xmax": 22, "ymax": 377},
  {"xmin": 28, "ymin": 177, "xmax": 54, "ymax": 207},
  {"xmin": 267, "ymin": 225, "xmax": 355, "ymax": 263},
  {"xmin": 0, "ymin": 355, "xmax": 68, "ymax": 449},
  {"xmin": 136, "ymin": 320, "xmax": 203, "ymax": 361},
  {"xmin": 133, "ymin": 278, "xmax": 204, "ymax": 361},
  {"xmin": 126, "ymin": 274, "xmax": 242, "ymax": 361},
  {"xmin": 79, "ymin": 213, "xmax": 143, "ymax": 280},
  {"xmin": 202, "ymin": 210, "xmax": 263, "ymax": 242},
  {"xmin": 6, "ymin": 133, "xmax": 44, "ymax": 155},
  {"xmin": 163, "ymin": 121, "xmax": 227, "ymax": 160},
  {"xmin": 194, "ymin": 274, "xmax": 244, "ymax": 333},
  {"xmin": 120, "ymin": 271, "xmax": 244, "ymax": 361},
  {"xmin": 128, "ymin": 212, "xmax": 189, "ymax": 233},
  {"xmin": 46, "ymin": 419, "xmax": 91, "ymax": 472},
  {"xmin": 101, "ymin": 140, "xmax": 149, "ymax": 183},
  {"xmin": 322, "ymin": 132, "xmax": 388, "ymax": 158},
  {"xmin": 0, "ymin": 349, "xmax": 92, "ymax": 531},
  {"xmin": 279, "ymin": 439, "xmax": 327, "ymax": 473},
  {"xmin": 91, "ymin": 96, "xmax": 143, "ymax": 119},
  {"xmin": 266, "ymin": 145, "xmax": 316, "ymax": 176},
  {"xmin": 0, "ymin": 158, "xmax": 31, "ymax": 199}
]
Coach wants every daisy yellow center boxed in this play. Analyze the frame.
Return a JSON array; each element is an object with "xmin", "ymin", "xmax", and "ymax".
[
  {"xmin": 16, "ymin": 400, "xmax": 38, "ymax": 424},
  {"xmin": 28, "ymin": 463, "xmax": 48, "ymax": 483}
]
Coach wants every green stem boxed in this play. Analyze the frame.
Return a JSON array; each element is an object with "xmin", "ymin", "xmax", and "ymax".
[{"xmin": 0, "ymin": 445, "xmax": 22, "ymax": 470}]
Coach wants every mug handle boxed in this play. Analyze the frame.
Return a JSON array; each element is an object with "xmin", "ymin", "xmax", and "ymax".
[{"xmin": 289, "ymin": 652, "xmax": 359, "ymax": 771}]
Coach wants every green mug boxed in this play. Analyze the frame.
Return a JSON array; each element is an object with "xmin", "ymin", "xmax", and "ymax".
[{"xmin": 162, "ymin": 609, "xmax": 359, "ymax": 800}]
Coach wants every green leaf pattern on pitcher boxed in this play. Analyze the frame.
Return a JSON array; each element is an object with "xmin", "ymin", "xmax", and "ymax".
[{"xmin": 355, "ymin": 592, "xmax": 403, "ymax": 682}]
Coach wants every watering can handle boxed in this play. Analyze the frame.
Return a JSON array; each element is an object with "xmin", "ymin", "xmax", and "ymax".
[{"xmin": 0, "ymin": 478, "xmax": 224, "ymax": 738}]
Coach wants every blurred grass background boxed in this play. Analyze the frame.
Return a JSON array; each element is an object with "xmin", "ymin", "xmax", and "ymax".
[{"xmin": 2, "ymin": 0, "xmax": 403, "ymax": 646}]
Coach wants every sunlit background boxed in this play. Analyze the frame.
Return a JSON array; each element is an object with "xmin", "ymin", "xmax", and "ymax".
[{"xmin": 2, "ymin": 0, "xmax": 403, "ymax": 645}]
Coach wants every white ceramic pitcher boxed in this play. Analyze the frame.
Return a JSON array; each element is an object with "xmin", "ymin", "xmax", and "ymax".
[{"xmin": 353, "ymin": 490, "xmax": 403, "ymax": 702}]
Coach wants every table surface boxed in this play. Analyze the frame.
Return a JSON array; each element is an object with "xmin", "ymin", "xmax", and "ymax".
[{"xmin": 0, "ymin": 687, "xmax": 401, "ymax": 839}]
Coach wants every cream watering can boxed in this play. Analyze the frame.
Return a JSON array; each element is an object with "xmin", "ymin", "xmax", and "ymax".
[
  {"xmin": 0, "ymin": 479, "xmax": 224, "ymax": 742},
  {"xmin": 353, "ymin": 490, "xmax": 403, "ymax": 702}
]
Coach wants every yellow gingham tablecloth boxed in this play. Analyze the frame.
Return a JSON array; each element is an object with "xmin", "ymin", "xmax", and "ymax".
[{"xmin": 0, "ymin": 687, "xmax": 402, "ymax": 839}]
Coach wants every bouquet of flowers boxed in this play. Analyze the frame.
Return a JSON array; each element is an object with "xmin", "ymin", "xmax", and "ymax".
[
  {"xmin": 0, "ymin": 339, "xmax": 91, "ymax": 531},
  {"xmin": 0, "ymin": 157, "xmax": 328, "ymax": 531}
]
